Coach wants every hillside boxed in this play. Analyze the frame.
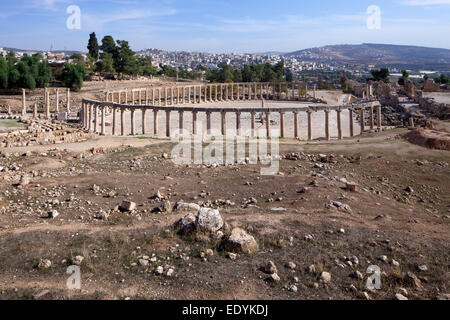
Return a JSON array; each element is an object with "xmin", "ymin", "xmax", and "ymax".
[{"xmin": 285, "ymin": 43, "xmax": 450, "ymax": 67}]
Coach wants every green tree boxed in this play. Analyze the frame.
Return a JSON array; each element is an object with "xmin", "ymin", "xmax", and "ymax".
[
  {"xmin": 62, "ymin": 62, "xmax": 86, "ymax": 91},
  {"xmin": 97, "ymin": 52, "xmax": 115, "ymax": 73},
  {"xmin": 6, "ymin": 51, "xmax": 17, "ymax": 68},
  {"xmin": 398, "ymin": 69, "xmax": 409, "ymax": 85},
  {"xmin": 0, "ymin": 56, "xmax": 9, "ymax": 89},
  {"xmin": 87, "ymin": 32, "xmax": 99, "ymax": 60},
  {"xmin": 115, "ymin": 40, "xmax": 137, "ymax": 74},
  {"xmin": 101, "ymin": 35, "xmax": 118, "ymax": 55},
  {"xmin": 137, "ymin": 56, "xmax": 157, "ymax": 76},
  {"xmin": 370, "ymin": 68, "xmax": 390, "ymax": 83}
]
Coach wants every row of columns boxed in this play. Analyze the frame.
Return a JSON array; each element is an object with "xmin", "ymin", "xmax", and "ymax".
[
  {"xmin": 20, "ymin": 88, "xmax": 71, "ymax": 119},
  {"xmin": 106, "ymin": 83, "xmax": 317, "ymax": 106},
  {"xmin": 81, "ymin": 102, "xmax": 382, "ymax": 140}
]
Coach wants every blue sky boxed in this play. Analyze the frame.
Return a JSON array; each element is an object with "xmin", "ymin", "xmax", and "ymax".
[{"xmin": 1, "ymin": 0, "xmax": 450, "ymax": 53}]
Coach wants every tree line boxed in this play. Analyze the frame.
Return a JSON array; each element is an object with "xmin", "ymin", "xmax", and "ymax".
[{"xmin": 0, "ymin": 52, "xmax": 51, "ymax": 90}]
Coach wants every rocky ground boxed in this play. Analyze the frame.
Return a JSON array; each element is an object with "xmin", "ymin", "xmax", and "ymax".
[{"xmin": 0, "ymin": 128, "xmax": 449, "ymax": 300}]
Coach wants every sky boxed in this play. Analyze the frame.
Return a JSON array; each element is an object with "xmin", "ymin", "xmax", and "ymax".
[{"xmin": 1, "ymin": 0, "xmax": 450, "ymax": 53}]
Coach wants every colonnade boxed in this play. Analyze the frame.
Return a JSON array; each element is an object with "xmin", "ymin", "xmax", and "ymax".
[
  {"xmin": 105, "ymin": 82, "xmax": 318, "ymax": 106},
  {"xmin": 80, "ymin": 99, "xmax": 382, "ymax": 141}
]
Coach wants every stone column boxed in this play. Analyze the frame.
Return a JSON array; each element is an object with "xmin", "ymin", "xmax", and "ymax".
[
  {"xmin": 280, "ymin": 112, "xmax": 285, "ymax": 138},
  {"xmin": 325, "ymin": 110, "xmax": 330, "ymax": 141},
  {"xmin": 33, "ymin": 103, "xmax": 38, "ymax": 118},
  {"xmin": 377, "ymin": 105, "xmax": 382, "ymax": 131},
  {"xmin": 369, "ymin": 106, "xmax": 374, "ymax": 130},
  {"xmin": 251, "ymin": 111, "xmax": 255, "ymax": 137},
  {"xmin": 178, "ymin": 110, "xmax": 184, "ymax": 131},
  {"xmin": 130, "ymin": 109, "xmax": 136, "ymax": 135},
  {"xmin": 349, "ymin": 109, "xmax": 354, "ymax": 137},
  {"xmin": 88, "ymin": 104, "xmax": 93, "ymax": 131},
  {"xmin": 101, "ymin": 106, "xmax": 106, "ymax": 135},
  {"xmin": 313, "ymin": 85, "xmax": 316, "ymax": 99},
  {"xmin": 171, "ymin": 87, "xmax": 174, "ymax": 105},
  {"xmin": 152, "ymin": 88, "xmax": 155, "ymax": 105},
  {"xmin": 121, "ymin": 108, "xmax": 125, "ymax": 136},
  {"xmin": 221, "ymin": 111, "xmax": 226, "ymax": 136},
  {"xmin": 236, "ymin": 112, "xmax": 241, "ymax": 136},
  {"xmin": 265, "ymin": 112, "xmax": 271, "ymax": 137},
  {"xmin": 146, "ymin": 89, "xmax": 149, "ymax": 105},
  {"xmin": 164, "ymin": 87, "xmax": 168, "ymax": 106},
  {"xmin": 165, "ymin": 110, "xmax": 171, "ymax": 137},
  {"xmin": 206, "ymin": 111, "xmax": 211, "ymax": 133},
  {"xmin": 125, "ymin": 89, "xmax": 128, "ymax": 104},
  {"xmin": 360, "ymin": 108, "xmax": 365, "ymax": 132},
  {"xmin": 153, "ymin": 110, "xmax": 159, "ymax": 135},
  {"xmin": 139, "ymin": 90, "xmax": 142, "ymax": 105},
  {"xmin": 337, "ymin": 110, "xmax": 342, "ymax": 140},
  {"xmin": 254, "ymin": 82, "xmax": 257, "ymax": 100},
  {"xmin": 214, "ymin": 85, "xmax": 218, "ymax": 102},
  {"xmin": 142, "ymin": 108, "xmax": 147, "ymax": 135},
  {"xmin": 112, "ymin": 107, "xmax": 117, "ymax": 135},
  {"xmin": 220, "ymin": 84, "xmax": 223, "ymax": 101},
  {"xmin": 67, "ymin": 88, "xmax": 71, "ymax": 113},
  {"xmin": 225, "ymin": 84, "xmax": 229, "ymax": 101},
  {"xmin": 94, "ymin": 105, "xmax": 98, "ymax": 133},
  {"xmin": 192, "ymin": 111, "xmax": 198, "ymax": 135},
  {"xmin": 305, "ymin": 84, "xmax": 308, "ymax": 98},
  {"xmin": 209, "ymin": 85, "xmax": 212, "ymax": 102},
  {"xmin": 55, "ymin": 89, "xmax": 59, "ymax": 113},
  {"xmin": 182, "ymin": 87, "xmax": 186, "ymax": 104},
  {"xmin": 307, "ymin": 110, "xmax": 312, "ymax": 141},
  {"xmin": 22, "ymin": 89, "xmax": 26, "ymax": 116},
  {"xmin": 46, "ymin": 89, "xmax": 50, "ymax": 119},
  {"xmin": 293, "ymin": 111, "xmax": 299, "ymax": 139}
]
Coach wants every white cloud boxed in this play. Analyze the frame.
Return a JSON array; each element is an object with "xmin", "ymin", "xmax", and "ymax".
[{"xmin": 400, "ymin": 0, "xmax": 450, "ymax": 5}]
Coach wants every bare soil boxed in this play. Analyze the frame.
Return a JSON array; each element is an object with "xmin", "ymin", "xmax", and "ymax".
[{"xmin": 0, "ymin": 127, "xmax": 448, "ymax": 300}]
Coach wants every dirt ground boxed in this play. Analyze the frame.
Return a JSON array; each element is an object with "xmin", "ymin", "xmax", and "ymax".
[{"xmin": 0, "ymin": 127, "xmax": 448, "ymax": 300}]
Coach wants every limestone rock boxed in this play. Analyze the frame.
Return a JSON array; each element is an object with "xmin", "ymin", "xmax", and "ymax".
[
  {"xmin": 120, "ymin": 200, "xmax": 136, "ymax": 212},
  {"xmin": 264, "ymin": 261, "xmax": 278, "ymax": 274},
  {"xmin": 224, "ymin": 228, "xmax": 258, "ymax": 254},
  {"xmin": 320, "ymin": 271, "xmax": 332, "ymax": 283},
  {"xmin": 196, "ymin": 208, "xmax": 224, "ymax": 233}
]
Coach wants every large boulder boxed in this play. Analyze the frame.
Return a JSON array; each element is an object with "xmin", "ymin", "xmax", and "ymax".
[
  {"xmin": 223, "ymin": 228, "xmax": 258, "ymax": 254},
  {"xmin": 196, "ymin": 208, "xmax": 224, "ymax": 233},
  {"xmin": 174, "ymin": 213, "xmax": 197, "ymax": 236}
]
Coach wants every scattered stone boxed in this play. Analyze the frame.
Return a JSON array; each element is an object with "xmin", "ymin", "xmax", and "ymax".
[
  {"xmin": 320, "ymin": 272, "xmax": 331, "ymax": 283},
  {"xmin": 227, "ymin": 252, "xmax": 237, "ymax": 260},
  {"xmin": 48, "ymin": 210, "xmax": 59, "ymax": 219},
  {"xmin": 119, "ymin": 200, "xmax": 136, "ymax": 212},
  {"xmin": 394, "ymin": 293, "xmax": 408, "ymax": 300},
  {"xmin": 418, "ymin": 265, "xmax": 428, "ymax": 272},
  {"xmin": 266, "ymin": 273, "xmax": 281, "ymax": 282},
  {"xmin": 288, "ymin": 285, "xmax": 298, "ymax": 293},
  {"xmin": 72, "ymin": 255, "xmax": 84, "ymax": 266},
  {"xmin": 224, "ymin": 228, "xmax": 258, "ymax": 254},
  {"xmin": 379, "ymin": 255, "xmax": 388, "ymax": 263},
  {"xmin": 139, "ymin": 259, "xmax": 149, "ymax": 267},
  {"xmin": 264, "ymin": 261, "xmax": 278, "ymax": 274},
  {"xmin": 196, "ymin": 208, "xmax": 224, "ymax": 233},
  {"xmin": 165, "ymin": 268, "xmax": 174, "ymax": 277},
  {"xmin": 345, "ymin": 182, "xmax": 358, "ymax": 192},
  {"xmin": 404, "ymin": 272, "xmax": 423, "ymax": 290},
  {"xmin": 154, "ymin": 266, "xmax": 164, "ymax": 275},
  {"xmin": 37, "ymin": 259, "xmax": 52, "ymax": 269},
  {"xmin": 285, "ymin": 262, "xmax": 296, "ymax": 270}
]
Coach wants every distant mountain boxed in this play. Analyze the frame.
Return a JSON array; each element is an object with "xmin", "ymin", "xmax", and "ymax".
[{"xmin": 285, "ymin": 43, "xmax": 450, "ymax": 68}]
